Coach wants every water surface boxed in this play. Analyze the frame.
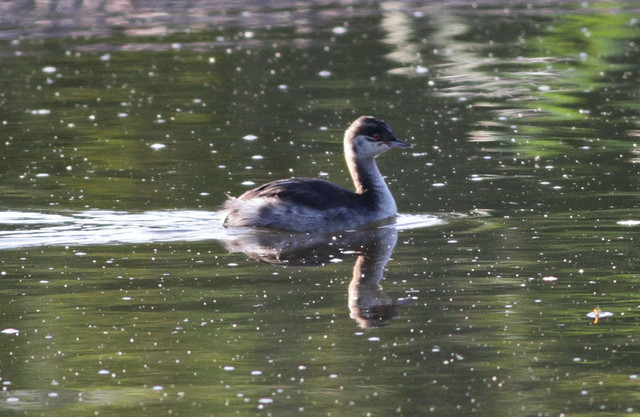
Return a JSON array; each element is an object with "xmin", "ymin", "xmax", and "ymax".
[{"xmin": 1, "ymin": 1, "xmax": 640, "ymax": 416}]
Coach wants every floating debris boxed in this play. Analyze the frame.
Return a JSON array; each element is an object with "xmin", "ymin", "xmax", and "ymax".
[{"xmin": 587, "ymin": 308, "xmax": 613, "ymax": 324}]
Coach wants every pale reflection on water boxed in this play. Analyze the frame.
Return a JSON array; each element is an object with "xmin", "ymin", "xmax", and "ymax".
[{"xmin": 0, "ymin": 210, "xmax": 444, "ymax": 249}]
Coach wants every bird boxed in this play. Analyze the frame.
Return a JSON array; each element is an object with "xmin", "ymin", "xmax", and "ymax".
[{"xmin": 221, "ymin": 116, "xmax": 411, "ymax": 233}]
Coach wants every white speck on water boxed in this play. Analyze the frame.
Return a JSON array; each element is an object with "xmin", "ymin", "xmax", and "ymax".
[
  {"xmin": 278, "ymin": 84, "xmax": 288, "ymax": 90},
  {"xmin": 100, "ymin": 53, "xmax": 111, "ymax": 61},
  {"xmin": 75, "ymin": 252, "xmax": 87, "ymax": 256},
  {"xmin": 258, "ymin": 398, "xmax": 273, "ymax": 404},
  {"xmin": 538, "ymin": 85, "xmax": 551, "ymax": 91},
  {"xmin": 117, "ymin": 113, "xmax": 128, "ymax": 118},
  {"xmin": 298, "ymin": 365, "xmax": 307, "ymax": 371},
  {"xmin": 318, "ymin": 70, "xmax": 332, "ymax": 77},
  {"xmin": 122, "ymin": 297, "xmax": 132, "ymax": 301},
  {"xmin": 415, "ymin": 65, "xmax": 429, "ymax": 74},
  {"xmin": 332, "ymin": 26, "xmax": 347, "ymax": 35},
  {"xmin": 223, "ymin": 365, "xmax": 235, "ymax": 371},
  {"xmin": 47, "ymin": 392, "xmax": 58, "ymax": 398},
  {"xmin": 42, "ymin": 66, "xmax": 57, "ymax": 73},
  {"xmin": 573, "ymin": 357, "xmax": 581, "ymax": 362},
  {"xmin": 35, "ymin": 173, "xmax": 49, "ymax": 178},
  {"xmin": 368, "ymin": 336, "xmax": 380, "ymax": 342},
  {"xmin": 243, "ymin": 134, "xmax": 258, "ymax": 141},
  {"xmin": 200, "ymin": 192, "xmax": 210, "ymax": 196},
  {"xmin": 432, "ymin": 183, "xmax": 446, "ymax": 187},
  {"xmin": 244, "ymin": 31, "xmax": 254, "ymax": 38},
  {"xmin": 630, "ymin": 374, "xmax": 638, "ymax": 379},
  {"xmin": 329, "ymin": 373, "xmax": 339, "ymax": 379},
  {"xmin": 432, "ymin": 346, "xmax": 440, "ymax": 353},
  {"xmin": 251, "ymin": 155, "xmax": 264, "ymax": 160},
  {"xmin": 6, "ymin": 397, "xmax": 19, "ymax": 403},
  {"xmin": 1, "ymin": 328, "xmax": 19, "ymax": 335},
  {"xmin": 542, "ymin": 276, "xmax": 558, "ymax": 282},
  {"xmin": 618, "ymin": 220, "xmax": 640, "ymax": 226},
  {"xmin": 39, "ymin": 280, "xmax": 49, "ymax": 284},
  {"xmin": 152, "ymin": 385, "xmax": 164, "ymax": 391},
  {"xmin": 98, "ymin": 369, "xmax": 110, "ymax": 375},
  {"xmin": 242, "ymin": 181, "xmax": 255, "ymax": 186},
  {"xmin": 150, "ymin": 143, "xmax": 166, "ymax": 150},
  {"xmin": 29, "ymin": 109, "xmax": 51, "ymax": 115},
  {"xmin": 251, "ymin": 370, "xmax": 262, "ymax": 376}
]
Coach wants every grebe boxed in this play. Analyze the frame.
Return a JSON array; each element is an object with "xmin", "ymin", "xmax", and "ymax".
[{"xmin": 222, "ymin": 116, "xmax": 411, "ymax": 232}]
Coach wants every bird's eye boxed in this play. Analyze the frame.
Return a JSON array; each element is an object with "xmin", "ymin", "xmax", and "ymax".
[{"xmin": 372, "ymin": 133, "xmax": 381, "ymax": 141}]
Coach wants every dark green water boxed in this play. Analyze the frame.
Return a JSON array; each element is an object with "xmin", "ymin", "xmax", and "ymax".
[{"xmin": 1, "ymin": 1, "xmax": 640, "ymax": 416}]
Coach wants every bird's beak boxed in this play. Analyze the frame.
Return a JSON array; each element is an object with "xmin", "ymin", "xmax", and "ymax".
[{"xmin": 388, "ymin": 137, "xmax": 412, "ymax": 148}]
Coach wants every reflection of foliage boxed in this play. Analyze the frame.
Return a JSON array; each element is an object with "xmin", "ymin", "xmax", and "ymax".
[{"xmin": 429, "ymin": 10, "xmax": 640, "ymax": 160}]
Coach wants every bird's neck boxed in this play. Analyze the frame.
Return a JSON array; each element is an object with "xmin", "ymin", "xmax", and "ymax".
[{"xmin": 345, "ymin": 151, "xmax": 397, "ymax": 214}]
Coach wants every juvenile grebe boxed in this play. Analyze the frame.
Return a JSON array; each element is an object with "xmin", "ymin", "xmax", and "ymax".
[{"xmin": 222, "ymin": 116, "xmax": 411, "ymax": 232}]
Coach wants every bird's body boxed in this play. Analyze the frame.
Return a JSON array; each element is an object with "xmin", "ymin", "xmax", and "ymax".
[{"xmin": 222, "ymin": 116, "xmax": 411, "ymax": 233}]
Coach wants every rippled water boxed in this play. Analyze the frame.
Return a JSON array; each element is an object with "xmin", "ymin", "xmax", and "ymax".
[{"xmin": 1, "ymin": 1, "xmax": 640, "ymax": 416}]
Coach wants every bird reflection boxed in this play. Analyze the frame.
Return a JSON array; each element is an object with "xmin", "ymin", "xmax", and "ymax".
[{"xmin": 222, "ymin": 226, "xmax": 410, "ymax": 328}]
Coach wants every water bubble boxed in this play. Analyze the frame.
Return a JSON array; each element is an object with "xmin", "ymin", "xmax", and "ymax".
[
  {"xmin": 243, "ymin": 134, "xmax": 258, "ymax": 141},
  {"xmin": 318, "ymin": 70, "xmax": 332, "ymax": 77},
  {"xmin": 42, "ymin": 66, "xmax": 57, "ymax": 73},
  {"xmin": 150, "ymin": 143, "xmax": 166, "ymax": 150},
  {"xmin": 332, "ymin": 27, "xmax": 347, "ymax": 35},
  {"xmin": 1, "ymin": 328, "xmax": 19, "ymax": 335},
  {"xmin": 100, "ymin": 53, "xmax": 111, "ymax": 61},
  {"xmin": 223, "ymin": 365, "xmax": 235, "ymax": 371}
]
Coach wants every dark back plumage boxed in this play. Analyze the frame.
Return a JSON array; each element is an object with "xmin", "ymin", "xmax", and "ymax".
[{"xmin": 233, "ymin": 178, "xmax": 366, "ymax": 211}]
